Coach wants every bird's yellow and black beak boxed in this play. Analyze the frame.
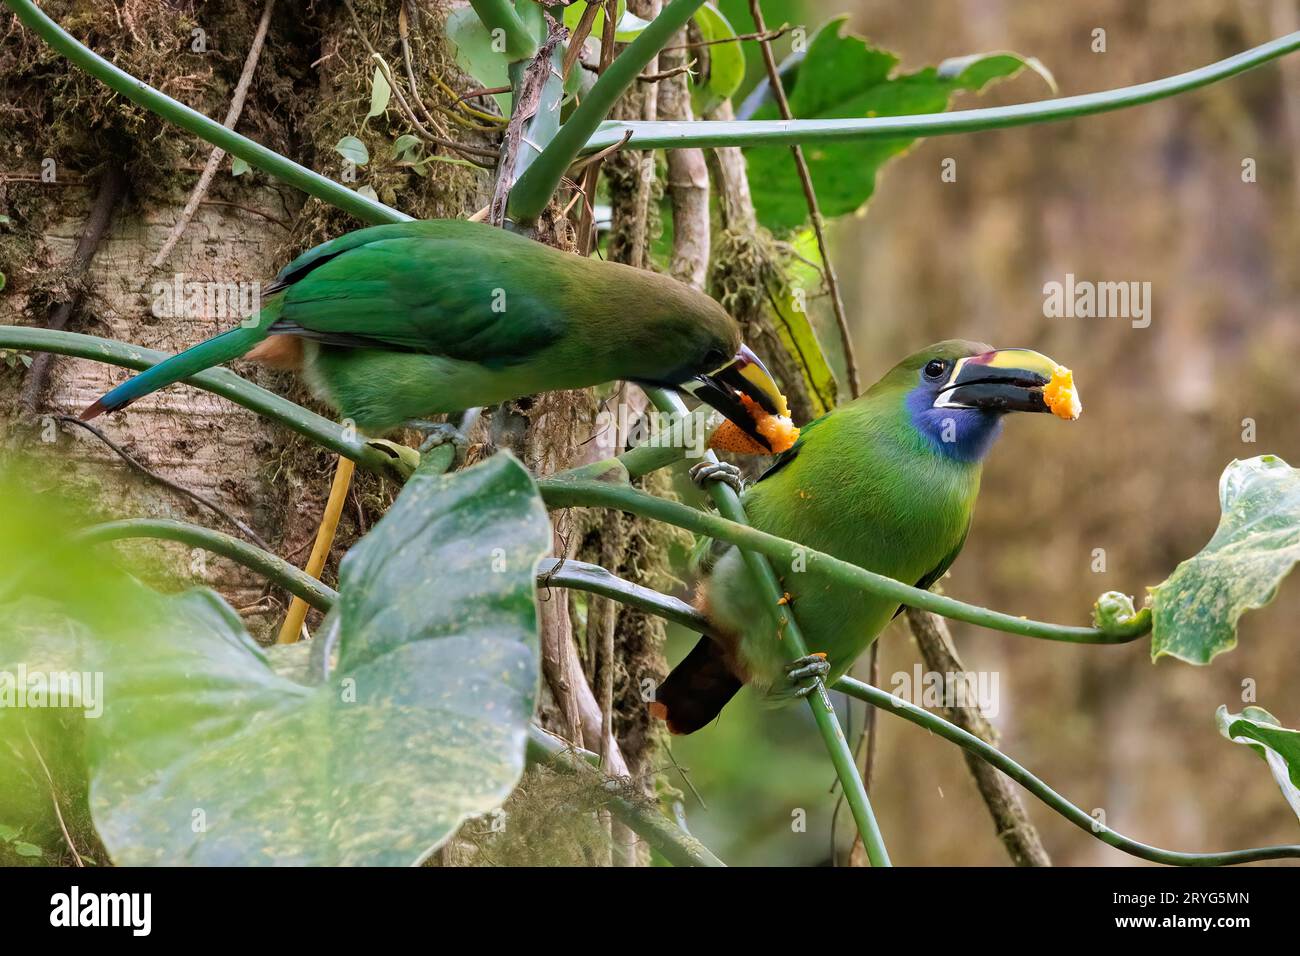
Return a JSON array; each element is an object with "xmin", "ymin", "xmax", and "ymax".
[
  {"xmin": 684, "ymin": 344, "xmax": 787, "ymax": 451},
  {"xmin": 934, "ymin": 348, "xmax": 1079, "ymax": 418}
]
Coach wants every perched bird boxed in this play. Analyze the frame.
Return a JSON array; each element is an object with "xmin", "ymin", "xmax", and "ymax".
[
  {"xmin": 83, "ymin": 219, "xmax": 785, "ymax": 447},
  {"xmin": 653, "ymin": 340, "xmax": 1081, "ymax": 734}
]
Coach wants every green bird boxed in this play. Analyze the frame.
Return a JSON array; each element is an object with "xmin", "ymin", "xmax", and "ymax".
[
  {"xmin": 653, "ymin": 340, "xmax": 1081, "ymax": 734},
  {"xmin": 83, "ymin": 219, "xmax": 785, "ymax": 447}
]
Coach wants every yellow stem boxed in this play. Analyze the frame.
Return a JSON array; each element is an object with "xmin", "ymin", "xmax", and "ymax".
[{"xmin": 276, "ymin": 456, "xmax": 356, "ymax": 644}]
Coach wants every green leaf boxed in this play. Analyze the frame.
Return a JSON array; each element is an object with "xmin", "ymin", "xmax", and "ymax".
[
  {"xmin": 446, "ymin": 3, "xmax": 547, "ymax": 114},
  {"xmin": 563, "ymin": 1, "xmax": 652, "ymax": 44},
  {"xmin": 0, "ymin": 453, "xmax": 551, "ymax": 865},
  {"xmin": 745, "ymin": 18, "xmax": 1047, "ymax": 230},
  {"xmin": 391, "ymin": 133, "xmax": 423, "ymax": 162},
  {"xmin": 1217, "ymin": 705, "xmax": 1300, "ymax": 822},
  {"xmin": 356, "ymin": 184, "xmax": 379, "ymax": 202},
  {"xmin": 690, "ymin": 4, "xmax": 744, "ymax": 116},
  {"xmin": 231, "ymin": 156, "xmax": 250, "ymax": 177},
  {"xmin": 0, "ymin": 823, "xmax": 18, "ymax": 842},
  {"xmin": 367, "ymin": 66, "xmax": 392, "ymax": 119},
  {"xmin": 767, "ymin": 228, "xmax": 839, "ymax": 414},
  {"xmin": 1150, "ymin": 456, "xmax": 1300, "ymax": 664},
  {"xmin": 12, "ymin": 841, "xmax": 42, "ymax": 857},
  {"xmin": 334, "ymin": 136, "xmax": 370, "ymax": 167},
  {"xmin": 0, "ymin": 271, "xmax": 6, "ymax": 293}
]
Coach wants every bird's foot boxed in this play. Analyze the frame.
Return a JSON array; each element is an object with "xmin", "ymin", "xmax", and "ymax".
[
  {"xmin": 405, "ymin": 420, "xmax": 470, "ymax": 469},
  {"xmin": 689, "ymin": 460, "xmax": 744, "ymax": 495},
  {"xmin": 786, "ymin": 652, "xmax": 830, "ymax": 698}
]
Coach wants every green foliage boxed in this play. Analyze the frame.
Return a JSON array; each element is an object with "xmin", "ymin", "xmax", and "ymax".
[
  {"xmin": 0, "ymin": 823, "xmax": 43, "ymax": 858},
  {"xmin": 744, "ymin": 18, "xmax": 1048, "ymax": 230},
  {"xmin": 334, "ymin": 135, "xmax": 370, "ymax": 167},
  {"xmin": 1217, "ymin": 706, "xmax": 1300, "ymax": 823},
  {"xmin": 690, "ymin": 4, "xmax": 745, "ymax": 116},
  {"xmin": 367, "ymin": 66, "xmax": 392, "ymax": 120},
  {"xmin": 0, "ymin": 453, "xmax": 551, "ymax": 865},
  {"xmin": 1150, "ymin": 456, "xmax": 1300, "ymax": 664}
]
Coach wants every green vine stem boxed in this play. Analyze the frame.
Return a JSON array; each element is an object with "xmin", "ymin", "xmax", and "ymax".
[
  {"xmin": 525, "ymin": 725, "xmax": 725, "ymax": 867},
  {"xmin": 538, "ymin": 471, "xmax": 1152, "ymax": 644},
  {"xmin": 75, "ymin": 518, "xmax": 339, "ymax": 612},
  {"xmin": 3, "ymin": 0, "xmax": 411, "ymax": 227},
  {"xmin": 468, "ymin": 0, "xmax": 538, "ymax": 62},
  {"xmin": 507, "ymin": 0, "xmax": 709, "ymax": 222},
  {"xmin": 0, "ymin": 327, "xmax": 402, "ymax": 476},
  {"xmin": 538, "ymin": 557, "xmax": 722, "ymax": 639},
  {"xmin": 581, "ymin": 29, "xmax": 1300, "ymax": 152},
  {"xmin": 833, "ymin": 677, "xmax": 1300, "ymax": 866}
]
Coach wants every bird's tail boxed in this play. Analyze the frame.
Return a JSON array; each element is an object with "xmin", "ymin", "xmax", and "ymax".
[
  {"xmin": 81, "ymin": 321, "xmax": 270, "ymax": 421},
  {"xmin": 650, "ymin": 635, "xmax": 742, "ymax": 735}
]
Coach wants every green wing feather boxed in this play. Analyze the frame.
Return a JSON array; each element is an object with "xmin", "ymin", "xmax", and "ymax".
[{"xmin": 267, "ymin": 220, "xmax": 567, "ymax": 367}]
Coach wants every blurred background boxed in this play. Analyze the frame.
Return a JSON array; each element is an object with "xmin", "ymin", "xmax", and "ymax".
[{"xmin": 670, "ymin": 0, "xmax": 1300, "ymax": 865}]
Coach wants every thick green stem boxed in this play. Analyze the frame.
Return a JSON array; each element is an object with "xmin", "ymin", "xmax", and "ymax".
[
  {"xmin": 538, "ymin": 471, "xmax": 1151, "ymax": 644},
  {"xmin": 0, "ymin": 327, "xmax": 402, "ymax": 476},
  {"xmin": 76, "ymin": 519, "xmax": 339, "ymax": 612},
  {"xmin": 582, "ymin": 29, "xmax": 1300, "ymax": 152},
  {"xmin": 3, "ymin": 0, "xmax": 410, "ymax": 226},
  {"xmin": 507, "ymin": 0, "xmax": 709, "ymax": 222},
  {"xmin": 833, "ymin": 677, "xmax": 1300, "ymax": 866},
  {"xmin": 525, "ymin": 725, "xmax": 725, "ymax": 867},
  {"xmin": 469, "ymin": 0, "xmax": 538, "ymax": 62},
  {"xmin": 537, "ymin": 558, "xmax": 720, "ymax": 638}
]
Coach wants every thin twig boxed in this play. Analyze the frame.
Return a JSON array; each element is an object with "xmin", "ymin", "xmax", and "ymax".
[
  {"xmin": 23, "ymin": 725, "xmax": 83, "ymax": 867},
  {"xmin": 662, "ymin": 23, "xmax": 792, "ymax": 51},
  {"xmin": 748, "ymin": 0, "xmax": 860, "ymax": 398},
  {"xmin": 151, "ymin": 0, "xmax": 275, "ymax": 269},
  {"xmin": 56, "ymin": 416, "xmax": 274, "ymax": 552},
  {"xmin": 19, "ymin": 165, "xmax": 125, "ymax": 416}
]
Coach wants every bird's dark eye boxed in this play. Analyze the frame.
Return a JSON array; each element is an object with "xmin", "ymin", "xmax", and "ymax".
[
  {"xmin": 924, "ymin": 359, "xmax": 948, "ymax": 380},
  {"xmin": 703, "ymin": 347, "xmax": 729, "ymax": 370}
]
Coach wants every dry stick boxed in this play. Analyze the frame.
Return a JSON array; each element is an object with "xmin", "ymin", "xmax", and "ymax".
[
  {"xmin": 561, "ymin": 0, "xmax": 602, "ymax": 81},
  {"xmin": 575, "ymin": 0, "xmax": 620, "ymax": 253},
  {"xmin": 150, "ymin": 0, "xmax": 275, "ymax": 270},
  {"xmin": 23, "ymin": 725, "xmax": 83, "ymax": 867},
  {"xmin": 902, "ymin": 607, "xmax": 1052, "ymax": 866},
  {"xmin": 490, "ymin": 21, "xmax": 565, "ymax": 225},
  {"xmin": 659, "ymin": 30, "xmax": 709, "ymax": 288},
  {"xmin": 57, "ymin": 416, "xmax": 273, "ymax": 552},
  {"xmin": 276, "ymin": 456, "xmax": 355, "ymax": 644},
  {"xmin": 18, "ymin": 165, "xmax": 125, "ymax": 416},
  {"xmin": 662, "ymin": 24, "xmax": 792, "ymax": 51},
  {"xmin": 747, "ymin": 0, "xmax": 860, "ymax": 398}
]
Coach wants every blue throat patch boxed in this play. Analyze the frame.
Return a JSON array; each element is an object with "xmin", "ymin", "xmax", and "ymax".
[{"xmin": 905, "ymin": 386, "xmax": 1004, "ymax": 463}]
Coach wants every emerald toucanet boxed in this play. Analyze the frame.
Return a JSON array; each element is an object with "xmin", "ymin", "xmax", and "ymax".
[
  {"xmin": 83, "ymin": 219, "xmax": 785, "ymax": 447},
  {"xmin": 654, "ymin": 340, "xmax": 1080, "ymax": 734}
]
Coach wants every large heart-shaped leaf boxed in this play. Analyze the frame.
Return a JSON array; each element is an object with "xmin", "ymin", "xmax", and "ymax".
[
  {"xmin": 744, "ymin": 18, "xmax": 1049, "ymax": 230},
  {"xmin": 1217, "ymin": 705, "xmax": 1300, "ymax": 823},
  {"xmin": 0, "ymin": 453, "xmax": 550, "ymax": 865},
  {"xmin": 1150, "ymin": 456, "xmax": 1300, "ymax": 664}
]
